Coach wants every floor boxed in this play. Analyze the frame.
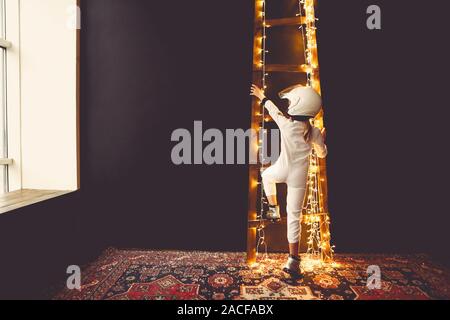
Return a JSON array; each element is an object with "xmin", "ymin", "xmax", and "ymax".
[{"xmin": 55, "ymin": 248, "xmax": 450, "ymax": 300}]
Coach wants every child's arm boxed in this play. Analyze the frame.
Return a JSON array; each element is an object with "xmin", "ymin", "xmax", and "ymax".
[
  {"xmin": 311, "ymin": 127, "xmax": 328, "ymax": 158},
  {"xmin": 262, "ymin": 100, "xmax": 290, "ymax": 126},
  {"xmin": 250, "ymin": 85, "xmax": 289, "ymax": 126}
]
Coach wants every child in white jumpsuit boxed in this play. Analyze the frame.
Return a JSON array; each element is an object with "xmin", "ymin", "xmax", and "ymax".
[{"xmin": 251, "ymin": 84, "xmax": 327, "ymax": 276}]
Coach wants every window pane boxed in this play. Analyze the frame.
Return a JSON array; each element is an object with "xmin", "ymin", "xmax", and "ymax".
[
  {"xmin": 0, "ymin": 0, "xmax": 3, "ymax": 36},
  {"xmin": 0, "ymin": 49, "xmax": 5, "ymax": 194},
  {"xmin": 0, "ymin": 0, "xmax": 7, "ymax": 194}
]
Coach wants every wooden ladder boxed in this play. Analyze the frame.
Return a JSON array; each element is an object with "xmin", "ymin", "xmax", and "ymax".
[{"xmin": 247, "ymin": 0, "xmax": 332, "ymax": 264}]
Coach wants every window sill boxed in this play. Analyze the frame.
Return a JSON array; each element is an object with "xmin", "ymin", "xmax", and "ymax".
[{"xmin": 0, "ymin": 189, "xmax": 73, "ymax": 214}]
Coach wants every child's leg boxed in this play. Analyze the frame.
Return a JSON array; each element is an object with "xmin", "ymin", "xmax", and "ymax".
[
  {"xmin": 286, "ymin": 186, "xmax": 307, "ymax": 258},
  {"xmin": 289, "ymin": 243, "xmax": 300, "ymax": 259},
  {"xmin": 262, "ymin": 164, "xmax": 288, "ymax": 220},
  {"xmin": 285, "ymin": 159, "xmax": 309, "ymax": 259},
  {"xmin": 261, "ymin": 165, "xmax": 283, "ymax": 206},
  {"xmin": 267, "ymin": 195, "xmax": 277, "ymax": 206}
]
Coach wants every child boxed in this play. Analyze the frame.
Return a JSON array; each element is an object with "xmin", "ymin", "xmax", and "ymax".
[{"xmin": 250, "ymin": 84, "xmax": 327, "ymax": 276}]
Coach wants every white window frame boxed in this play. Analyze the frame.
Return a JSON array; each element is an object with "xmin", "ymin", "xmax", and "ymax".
[
  {"xmin": 1, "ymin": 0, "xmax": 21, "ymax": 193},
  {"xmin": 0, "ymin": 0, "xmax": 12, "ymax": 193},
  {"xmin": 0, "ymin": 0, "xmax": 79, "ymax": 214}
]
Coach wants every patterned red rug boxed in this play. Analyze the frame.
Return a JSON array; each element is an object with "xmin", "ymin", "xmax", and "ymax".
[{"xmin": 55, "ymin": 249, "xmax": 450, "ymax": 300}]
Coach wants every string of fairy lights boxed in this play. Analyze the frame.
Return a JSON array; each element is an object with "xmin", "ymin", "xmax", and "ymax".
[
  {"xmin": 256, "ymin": 0, "xmax": 269, "ymax": 261},
  {"xmin": 300, "ymin": 0, "xmax": 322, "ymax": 259},
  {"xmin": 300, "ymin": 0, "xmax": 334, "ymax": 261},
  {"xmin": 253, "ymin": 0, "xmax": 333, "ymax": 264}
]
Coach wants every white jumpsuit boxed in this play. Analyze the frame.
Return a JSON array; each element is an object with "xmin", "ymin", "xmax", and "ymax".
[{"xmin": 261, "ymin": 100, "xmax": 328, "ymax": 244}]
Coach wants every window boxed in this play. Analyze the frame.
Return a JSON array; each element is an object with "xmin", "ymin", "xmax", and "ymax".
[
  {"xmin": 0, "ymin": 0, "xmax": 12, "ymax": 195},
  {"xmin": 0, "ymin": 0, "xmax": 79, "ymax": 214}
]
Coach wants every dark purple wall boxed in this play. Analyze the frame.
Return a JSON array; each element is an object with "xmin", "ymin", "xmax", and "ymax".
[
  {"xmin": 318, "ymin": 1, "xmax": 450, "ymax": 263},
  {"xmin": 79, "ymin": 0, "xmax": 253, "ymax": 251}
]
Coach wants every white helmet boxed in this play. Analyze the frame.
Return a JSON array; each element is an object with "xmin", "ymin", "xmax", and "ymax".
[{"xmin": 279, "ymin": 84, "xmax": 322, "ymax": 117}]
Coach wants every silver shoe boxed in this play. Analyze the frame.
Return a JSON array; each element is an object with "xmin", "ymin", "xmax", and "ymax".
[
  {"xmin": 266, "ymin": 206, "xmax": 281, "ymax": 220},
  {"xmin": 283, "ymin": 256, "xmax": 302, "ymax": 277}
]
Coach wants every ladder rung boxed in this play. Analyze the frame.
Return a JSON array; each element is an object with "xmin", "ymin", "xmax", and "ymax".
[
  {"xmin": 256, "ymin": 17, "xmax": 306, "ymax": 28},
  {"xmin": 248, "ymin": 218, "xmax": 286, "ymax": 228},
  {"xmin": 249, "ymin": 213, "xmax": 329, "ymax": 228},
  {"xmin": 254, "ymin": 64, "xmax": 317, "ymax": 73}
]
